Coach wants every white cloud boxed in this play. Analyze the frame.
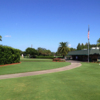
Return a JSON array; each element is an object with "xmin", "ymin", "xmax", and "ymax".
[
  {"xmin": 68, "ymin": 44, "xmax": 71, "ymax": 47},
  {"xmin": 5, "ymin": 35, "xmax": 11, "ymax": 37}
]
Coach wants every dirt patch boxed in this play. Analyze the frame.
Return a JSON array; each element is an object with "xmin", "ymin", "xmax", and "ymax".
[{"xmin": 0, "ymin": 62, "xmax": 21, "ymax": 67}]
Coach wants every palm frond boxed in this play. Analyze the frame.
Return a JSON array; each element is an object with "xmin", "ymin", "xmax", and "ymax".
[{"xmin": 58, "ymin": 42, "xmax": 70, "ymax": 56}]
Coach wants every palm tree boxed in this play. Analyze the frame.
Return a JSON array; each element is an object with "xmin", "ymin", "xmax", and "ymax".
[
  {"xmin": 57, "ymin": 42, "xmax": 70, "ymax": 58},
  {"xmin": 0, "ymin": 35, "xmax": 2, "ymax": 41},
  {"xmin": 97, "ymin": 38, "xmax": 100, "ymax": 50}
]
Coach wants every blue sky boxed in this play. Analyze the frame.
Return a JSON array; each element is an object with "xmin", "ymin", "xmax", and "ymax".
[{"xmin": 0, "ymin": 0, "xmax": 100, "ymax": 52}]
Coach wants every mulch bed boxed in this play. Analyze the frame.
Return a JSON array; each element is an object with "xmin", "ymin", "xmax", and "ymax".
[{"xmin": 0, "ymin": 62, "xmax": 21, "ymax": 67}]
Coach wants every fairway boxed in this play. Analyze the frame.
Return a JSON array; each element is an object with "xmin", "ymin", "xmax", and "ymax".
[
  {"xmin": 0, "ymin": 62, "xmax": 100, "ymax": 100},
  {"xmin": 0, "ymin": 62, "xmax": 70, "ymax": 75}
]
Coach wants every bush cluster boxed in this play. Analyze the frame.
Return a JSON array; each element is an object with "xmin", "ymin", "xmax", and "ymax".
[
  {"xmin": 30, "ymin": 55, "xmax": 37, "ymax": 58},
  {"xmin": 53, "ymin": 58, "xmax": 61, "ymax": 61},
  {"xmin": 22, "ymin": 55, "xmax": 55, "ymax": 59},
  {"xmin": 53, "ymin": 58, "xmax": 66, "ymax": 62},
  {"xmin": 0, "ymin": 45, "xmax": 20, "ymax": 65}
]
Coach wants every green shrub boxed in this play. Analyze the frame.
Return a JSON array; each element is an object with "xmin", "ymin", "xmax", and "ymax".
[
  {"xmin": 30, "ymin": 55, "xmax": 37, "ymax": 58},
  {"xmin": 0, "ymin": 45, "xmax": 20, "ymax": 65}
]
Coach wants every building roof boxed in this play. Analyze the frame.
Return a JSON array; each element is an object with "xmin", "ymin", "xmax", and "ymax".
[{"xmin": 67, "ymin": 49, "xmax": 100, "ymax": 56}]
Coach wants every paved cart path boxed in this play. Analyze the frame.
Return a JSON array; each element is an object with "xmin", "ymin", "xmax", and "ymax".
[{"xmin": 0, "ymin": 61, "xmax": 81, "ymax": 79}]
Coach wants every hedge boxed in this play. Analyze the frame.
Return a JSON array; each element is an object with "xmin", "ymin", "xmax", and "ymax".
[
  {"xmin": 36, "ymin": 56, "xmax": 55, "ymax": 59},
  {"xmin": 0, "ymin": 45, "xmax": 20, "ymax": 65}
]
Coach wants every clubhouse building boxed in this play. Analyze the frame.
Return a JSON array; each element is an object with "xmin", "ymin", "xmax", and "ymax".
[{"xmin": 67, "ymin": 47, "xmax": 100, "ymax": 62}]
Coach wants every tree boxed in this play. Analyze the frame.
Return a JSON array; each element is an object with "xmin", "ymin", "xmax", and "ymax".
[
  {"xmin": 77, "ymin": 43, "xmax": 81, "ymax": 50},
  {"xmin": 25, "ymin": 47, "xmax": 38, "ymax": 56},
  {"xmin": 37, "ymin": 47, "xmax": 51, "ymax": 56},
  {"xmin": 81, "ymin": 43, "xmax": 84, "ymax": 50},
  {"xmin": 84, "ymin": 43, "xmax": 88, "ymax": 49},
  {"xmin": 55, "ymin": 52, "xmax": 62, "ymax": 56},
  {"xmin": 37, "ymin": 47, "xmax": 46, "ymax": 56},
  {"xmin": 46, "ymin": 50, "xmax": 51, "ymax": 56},
  {"xmin": 57, "ymin": 42, "xmax": 70, "ymax": 58},
  {"xmin": 0, "ymin": 35, "xmax": 2, "ymax": 41},
  {"xmin": 77, "ymin": 43, "xmax": 91, "ymax": 50},
  {"xmin": 70, "ymin": 48, "xmax": 76, "ymax": 51},
  {"xmin": 97, "ymin": 38, "xmax": 100, "ymax": 50},
  {"xmin": 51, "ymin": 52, "xmax": 56, "ymax": 56},
  {"xmin": 37, "ymin": 47, "xmax": 43, "ymax": 55}
]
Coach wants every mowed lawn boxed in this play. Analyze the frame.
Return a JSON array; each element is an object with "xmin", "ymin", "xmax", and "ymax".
[
  {"xmin": 0, "ymin": 63, "xmax": 100, "ymax": 100},
  {"xmin": 20, "ymin": 58, "xmax": 53, "ymax": 62},
  {"xmin": 0, "ymin": 62, "xmax": 70, "ymax": 75}
]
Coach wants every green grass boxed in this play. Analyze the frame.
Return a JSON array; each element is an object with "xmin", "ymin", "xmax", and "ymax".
[
  {"xmin": 0, "ymin": 62, "xmax": 70, "ymax": 75},
  {"xmin": 0, "ymin": 62, "xmax": 100, "ymax": 100},
  {"xmin": 20, "ymin": 58, "xmax": 52, "ymax": 62}
]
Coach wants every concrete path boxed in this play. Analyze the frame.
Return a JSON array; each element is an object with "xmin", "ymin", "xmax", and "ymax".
[
  {"xmin": 0, "ymin": 61, "xmax": 81, "ymax": 80},
  {"xmin": 66, "ymin": 60, "xmax": 82, "ymax": 63}
]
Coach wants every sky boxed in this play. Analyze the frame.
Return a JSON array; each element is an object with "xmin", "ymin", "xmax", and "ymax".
[{"xmin": 0, "ymin": 0, "xmax": 100, "ymax": 52}]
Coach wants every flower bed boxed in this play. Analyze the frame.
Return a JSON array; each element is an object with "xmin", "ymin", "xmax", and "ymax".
[{"xmin": 53, "ymin": 58, "xmax": 65, "ymax": 62}]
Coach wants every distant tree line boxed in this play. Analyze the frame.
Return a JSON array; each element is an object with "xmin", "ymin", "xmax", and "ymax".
[
  {"xmin": 1, "ymin": 34, "xmax": 100, "ymax": 59},
  {"xmin": 21, "ymin": 47, "xmax": 56, "ymax": 58},
  {"xmin": 20, "ymin": 44, "xmax": 76, "ymax": 58},
  {"xmin": 77, "ymin": 38, "xmax": 100, "ymax": 50}
]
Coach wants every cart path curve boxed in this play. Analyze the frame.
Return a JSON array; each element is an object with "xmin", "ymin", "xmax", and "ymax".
[{"xmin": 0, "ymin": 62, "xmax": 81, "ymax": 80}]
